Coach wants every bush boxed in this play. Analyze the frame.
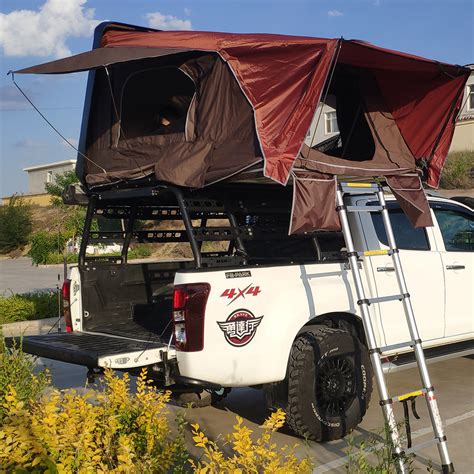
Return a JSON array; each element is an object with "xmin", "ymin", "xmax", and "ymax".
[
  {"xmin": 440, "ymin": 150, "xmax": 474, "ymax": 189},
  {"xmin": 0, "ymin": 356, "xmax": 313, "ymax": 472},
  {"xmin": 29, "ymin": 231, "xmax": 68, "ymax": 265},
  {"xmin": 0, "ymin": 195, "xmax": 32, "ymax": 253},
  {"xmin": 190, "ymin": 410, "xmax": 313, "ymax": 472},
  {"xmin": 0, "ymin": 292, "xmax": 58, "ymax": 325},
  {"xmin": 32, "ymin": 245, "xmax": 153, "ymax": 265},
  {"xmin": 0, "ymin": 368, "xmax": 188, "ymax": 472},
  {"xmin": 0, "ymin": 338, "xmax": 50, "ymax": 422}
]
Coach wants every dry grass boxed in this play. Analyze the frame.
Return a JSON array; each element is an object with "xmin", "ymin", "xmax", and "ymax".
[{"xmin": 439, "ymin": 150, "xmax": 474, "ymax": 189}]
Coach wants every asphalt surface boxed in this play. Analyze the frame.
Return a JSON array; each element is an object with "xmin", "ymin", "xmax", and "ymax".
[
  {"xmin": 2, "ymin": 257, "xmax": 474, "ymax": 472},
  {"xmin": 0, "ymin": 257, "xmax": 67, "ymax": 294}
]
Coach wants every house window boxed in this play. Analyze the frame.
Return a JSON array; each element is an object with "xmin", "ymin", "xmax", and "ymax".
[
  {"xmin": 468, "ymin": 85, "xmax": 474, "ymax": 111},
  {"xmin": 46, "ymin": 170, "xmax": 53, "ymax": 183},
  {"xmin": 325, "ymin": 111, "xmax": 339, "ymax": 135}
]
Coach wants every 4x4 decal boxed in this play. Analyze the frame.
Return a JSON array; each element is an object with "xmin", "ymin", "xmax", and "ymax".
[
  {"xmin": 217, "ymin": 309, "xmax": 263, "ymax": 347},
  {"xmin": 220, "ymin": 284, "xmax": 261, "ymax": 305}
]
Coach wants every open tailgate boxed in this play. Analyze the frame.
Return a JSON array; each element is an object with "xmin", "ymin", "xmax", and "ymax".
[{"xmin": 6, "ymin": 332, "xmax": 171, "ymax": 369}]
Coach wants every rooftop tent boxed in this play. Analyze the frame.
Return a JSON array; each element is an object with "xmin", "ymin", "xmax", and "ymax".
[{"xmin": 14, "ymin": 23, "xmax": 469, "ymax": 231}]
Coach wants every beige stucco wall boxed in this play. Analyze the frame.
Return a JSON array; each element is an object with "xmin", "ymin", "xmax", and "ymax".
[
  {"xmin": 2, "ymin": 193, "xmax": 52, "ymax": 207},
  {"xmin": 450, "ymin": 119, "xmax": 474, "ymax": 152}
]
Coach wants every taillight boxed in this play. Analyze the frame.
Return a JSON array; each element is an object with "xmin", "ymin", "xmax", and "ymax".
[
  {"xmin": 62, "ymin": 280, "xmax": 72, "ymax": 332},
  {"xmin": 172, "ymin": 283, "xmax": 210, "ymax": 352}
]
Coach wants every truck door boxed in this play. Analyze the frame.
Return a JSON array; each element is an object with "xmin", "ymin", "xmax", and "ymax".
[
  {"xmin": 364, "ymin": 203, "xmax": 445, "ymax": 347},
  {"xmin": 431, "ymin": 202, "xmax": 474, "ymax": 338}
]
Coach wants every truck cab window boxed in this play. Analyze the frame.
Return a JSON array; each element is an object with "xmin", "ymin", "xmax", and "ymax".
[
  {"xmin": 370, "ymin": 206, "xmax": 430, "ymax": 250},
  {"xmin": 432, "ymin": 205, "xmax": 474, "ymax": 252}
]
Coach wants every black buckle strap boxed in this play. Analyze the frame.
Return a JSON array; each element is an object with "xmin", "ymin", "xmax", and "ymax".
[{"xmin": 402, "ymin": 395, "xmax": 421, "ymax": 449}]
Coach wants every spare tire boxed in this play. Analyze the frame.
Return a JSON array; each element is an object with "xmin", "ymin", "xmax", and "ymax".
[{"xmin": 286, "ymin": 325, "xmax": 372, "ymax": 441}]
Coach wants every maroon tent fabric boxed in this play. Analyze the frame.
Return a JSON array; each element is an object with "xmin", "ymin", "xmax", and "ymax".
[
  {"xmin": 98, "ymin": 30, "xmax": 469, "ymax": 187},
  {"xmin": 100, "ymin": 30, "xmax": 339, "ymax": 185},
  {"xmin": 15, "ymin": 29, "xmax": 469, "ymax": 189}
]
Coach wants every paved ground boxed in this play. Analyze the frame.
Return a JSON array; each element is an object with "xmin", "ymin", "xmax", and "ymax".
[
  {"xmin": 0, "ymin": 257, "xmax": 67, "ymax": 294},
  {"xmin": 35, "ymin": 355, "xmax": 474, "ymax": 473},
  {"xmin": 3, "ymin": 257, "xmax": 473, "ymax": 472}
]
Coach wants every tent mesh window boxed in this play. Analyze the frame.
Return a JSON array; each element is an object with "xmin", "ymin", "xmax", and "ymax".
[
  {"xmin": 119, "ymin": 66, "xmax": 195, "ymax": 141},
  {"xmin": 313, "ymin": 67, "xmax": 375, "ymax": 162}
]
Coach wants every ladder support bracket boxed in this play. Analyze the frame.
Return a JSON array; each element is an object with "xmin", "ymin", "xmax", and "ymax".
[{"xmin": 369, "ymin": 347, "xmax": 382, "ymax": 355}]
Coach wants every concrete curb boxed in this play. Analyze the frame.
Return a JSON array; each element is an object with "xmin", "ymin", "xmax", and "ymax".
[{"xmin": 2, "ymin": 316, "xmax": 64, "ymax": 337}]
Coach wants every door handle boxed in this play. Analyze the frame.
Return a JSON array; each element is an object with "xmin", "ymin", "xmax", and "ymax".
[
  {"xmin": 377, "ymin": 266, "xmax": 395, "ymax": 272},
  {"xmin": 446, "ymin": 265, "xmax": 465, "ymax": 270}
]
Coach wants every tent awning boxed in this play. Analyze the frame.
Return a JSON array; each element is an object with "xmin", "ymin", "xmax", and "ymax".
[{"xmin": 14, "ymin": 46, "xmax": 189, "ymax": 74}]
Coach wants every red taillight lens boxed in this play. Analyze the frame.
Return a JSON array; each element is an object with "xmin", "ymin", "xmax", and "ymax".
[
  {"xmin": 172, "ymin": 283, "xmax": 210, "ymax": 352},
  {"xmin": 61, "ymin": 280, "xmax": 72, "ymax": 332},
  {"xmin": 173, "ymin": 287, "xmax": 187, "ymax": 310}
]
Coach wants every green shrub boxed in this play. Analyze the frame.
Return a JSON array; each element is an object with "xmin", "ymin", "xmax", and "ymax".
[
  {"xmin": 0, "ymin": 195, "xmax": 32, "ymax": 253},
  {"xmin": 440, "ymin": 150, "xmax": 474, "ymax": 189},
  {"xmin": 34, "ymin": 245, "xmax": 152, "ymax": 265},
  {"xmin": 0, "ymin": 296, "xmax": 34, "ymax": 324},
  {"xmin": 128, "ymin": 245, "xmax": 152, "ymax": 259},
  {"xmin": 0, "ymin": 292, "xmax": 58, "ymax": 325},
  {"xmin": 29, "ymin": 231, "xmax": 68, "ymax": 265},
  {"xmin": 0, "ymin": 337, "xmax": 50, "ymax": 422}
]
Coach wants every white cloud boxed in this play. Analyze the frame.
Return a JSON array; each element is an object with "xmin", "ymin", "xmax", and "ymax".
[
  {"xmin": 146, "ymin": 12, "xmax": 192, "ymax": 30},
  {"xmin": 328, "ymin": 10, "xmax": 343, "ymax": 17},
  {"xmin": 0, "ymin": 0, "xmax": 101, "ymax": 58},
  {"xmin": 184, "ymin": 8, "xmax": 192, "ymax": 16}
]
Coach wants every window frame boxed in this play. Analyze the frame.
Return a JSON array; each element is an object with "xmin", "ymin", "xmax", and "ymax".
[
  {"xmin": 368, "ymin": 201, "xmax": 431, "ymax": 251},
  {"xmin": 467, "ymin": 84, "xmax": 474, "ymax": 112},
  {"xmin": 118, "ymin": 65, "xmax": 197, "ymax": 144},
  {"xmin": 430, "ymin": 201, "xmax": 474, "ymax": 253},
  {"xmin": 324, "ymin": 110, "xmax": 339, "ymax": 135},
  {"xmin": 46, "ymin": 170, "xmax": 53, "ymax": 183}
]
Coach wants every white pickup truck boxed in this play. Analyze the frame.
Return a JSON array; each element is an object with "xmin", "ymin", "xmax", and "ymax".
[{"xmin": 17, "ymin": 182, "xmax": 473, "ymax": 441}]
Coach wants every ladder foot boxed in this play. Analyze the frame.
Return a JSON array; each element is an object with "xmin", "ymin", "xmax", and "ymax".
[{"xmin": 442, "ymin": 463, "xmax": 455, "ymax": 473}]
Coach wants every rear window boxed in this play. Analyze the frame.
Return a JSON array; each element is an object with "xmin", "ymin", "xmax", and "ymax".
[{"xmin": 370, "ymin": 205, "xmax": 430, "ymax": 251}]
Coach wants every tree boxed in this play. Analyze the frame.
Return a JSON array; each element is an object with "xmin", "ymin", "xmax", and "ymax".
[
  {"xmin": 45, "ymin": 170, "xmax": 86, "ymax": 241},
  {"xmin": 45, "ymin": 170, "xmax": 79, "ymax": 207},
  {"xmin": 0, "ymin": 195, "xmax": 33, "ymax": 253}
]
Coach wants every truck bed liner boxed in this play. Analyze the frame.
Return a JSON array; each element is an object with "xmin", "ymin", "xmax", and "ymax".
[{"xmin": 8, "ymin": 332, "xmax": 166, "ymax": 368}]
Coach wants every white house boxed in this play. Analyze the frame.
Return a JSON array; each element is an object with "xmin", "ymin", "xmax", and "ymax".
[
  {"xmin": 23, "ymin": 159, "xmax": 77, "ymax": 195},
  {"xmin": 304, "ymin": 95, "xmax": 339, "ymax": 147},
  {"xmin": 450, "ymin": 64, "xmax": 474, "ymax": 152}
]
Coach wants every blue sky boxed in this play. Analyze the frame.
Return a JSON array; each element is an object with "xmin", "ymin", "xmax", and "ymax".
[{"xmin": 0, "ymin": 0, "xmax": 472, "ymax": 196}]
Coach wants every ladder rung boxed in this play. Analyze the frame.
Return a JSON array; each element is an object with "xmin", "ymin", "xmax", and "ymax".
[
  {"xmin": 379, "ymin": 340, "xmax": 418, "ymax": 353},
  {"xmin": 341, "ymin": 182, "xmax": 380, "ymax": 189},
  {"xmin": 362, "ymin": 293, "xmax": 408, "ymax": 305},
  {"xmin": 346, "ymin": 205, "xmax": 383, "ymax": 212},
  {"xmin": 393, "ymin": 389, "xmax": 426, "ymax": 403},
  {"xmin": 363, "ymin": 249, "xmax": 392, "ymax": 257}
]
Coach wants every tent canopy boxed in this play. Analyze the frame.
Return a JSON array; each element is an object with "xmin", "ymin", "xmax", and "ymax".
[
  {"xmin": 14, "ymin": 23, "xmax": 469, "ymax": 231},
  {"xmin": 15, "ymin": 25, "xmax": 469, "ymax": 189}
]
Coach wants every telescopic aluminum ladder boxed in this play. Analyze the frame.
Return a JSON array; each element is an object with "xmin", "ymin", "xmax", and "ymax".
[{"xmin": 336, "ymin": 181, "xmax": 454, "ymax": 474}]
